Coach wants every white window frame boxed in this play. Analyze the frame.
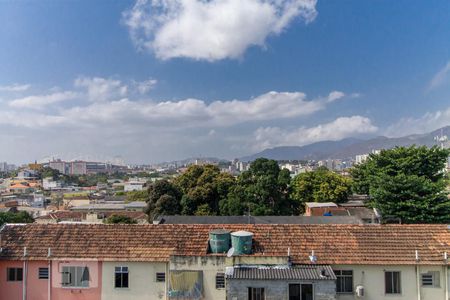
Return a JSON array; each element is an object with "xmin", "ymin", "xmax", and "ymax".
[
  {"xmin": 335, "ymin": 269, "xmax": 353, "ymax": 293},
  {"xmin": 114, "ymin": 266, "xmax": 129, "ymax": 289},
  {"xmin": 385, "ymin": 271, "xmax": 401, "ymax": 294},
  {"xmin": 61, "ymin": 266, "xmax": 90, "ymax": 288},
  {"xmin": 421, "ymin": 271, "xmax": 440, "ymax": 288}
]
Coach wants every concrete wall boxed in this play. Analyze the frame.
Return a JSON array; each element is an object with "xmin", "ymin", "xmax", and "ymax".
[
  {"xmin": 227, "ymin": 279, "xmax": 336, "ymax": 300},
  {"xmin": 170, "ymin": 256, "xmax": 227, "ymax": 300},
  {"xmin": 101, "ymin": 261, "xmax": 167, "ymax": 300},
  {"xmin": 334, "ymin": 264, "xmax": 449, "ymax": 300}
]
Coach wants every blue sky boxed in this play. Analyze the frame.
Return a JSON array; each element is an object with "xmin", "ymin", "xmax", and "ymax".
[{"xmin": 0, "ymin": 0, "xmax": 450, "ymax": 164}]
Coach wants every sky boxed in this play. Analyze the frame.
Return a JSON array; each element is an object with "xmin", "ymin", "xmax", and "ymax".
[{"xmin": 0, "ymin": 0, "xmax": 450, "ymax": 164}]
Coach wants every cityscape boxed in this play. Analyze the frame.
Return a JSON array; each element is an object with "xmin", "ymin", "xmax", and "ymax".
[{"xmin": 1, "ymin": 1, "xmax": 450, "ymax": 300}]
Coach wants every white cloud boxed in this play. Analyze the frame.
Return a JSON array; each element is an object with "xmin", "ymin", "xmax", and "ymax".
[
  {"xmin": 428, "ymin": 61, "xmax": 450, "ymax": 91},
  {"xmin": 8, "ymin": 91, "xmax": 78, "ymax": 109},
  {"xmin": 74, "ymin": 77, "xmax": 128, "ymax": 102},
  {"xmin": 0, "ymin": 84, "xmax": 31, "ymax": 92},
  {"xmin": 252, "ymin": 116, "xmax": 378, "ymax": 150},
  {"xmin": 385, "ymin": 107, "xmax": 450, "ymax": 137},
  {"xmin": 58, "ymin": 90, "xmax": 344, "ymax": 128},
  {"xmin": 123, "ymin": 0, "xmax": 317, "ymax": 61},
  {"xmin": 134, "ymin": 78, "xmax": 158, "ymax": 94},
  {"xmin": 0, "ymin": 111, "xmax": 66, "ymax": 128},
  {"xmin": 0, "ymin": 76, "xmax": 356, "ymax": 162}
]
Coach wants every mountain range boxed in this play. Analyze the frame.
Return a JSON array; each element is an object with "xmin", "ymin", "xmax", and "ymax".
[{"xmin": 240, "ymin": 126, "xmax": 450, "ymax": 162}]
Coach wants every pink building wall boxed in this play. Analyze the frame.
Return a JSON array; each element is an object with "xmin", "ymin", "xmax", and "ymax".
[{"xmin": 0, "ymin": 260, "xmax": 102, "ymax": 300}]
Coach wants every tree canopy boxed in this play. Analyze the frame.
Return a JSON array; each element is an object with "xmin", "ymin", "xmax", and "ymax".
[
  {"xmin": 291, "ymin": 167, "xmax": 352, "ymax": 211},
  {"xmin": 351, "ymin": 145, "xmax": 450, "ymax": 223},
  {"xmin": 175, "ymin": 165, "xmax": 235, "ymax": 216},
  {"xmin": 221, "ymin": 158, "xmax": 296, "ymax": 215},
  {"xmin": 0, "ymin": 211, "xmax": 34, "ymax": 226},
  {"xmin": 145, "ymin": 179, "xmax": 182, "ymax": 220},
  {"xmin": 105, "ymin": 214, "xmax": 137, "ymax": 224}
]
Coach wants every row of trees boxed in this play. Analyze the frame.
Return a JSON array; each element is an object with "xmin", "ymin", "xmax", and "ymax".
[
  {"xmin": 145, "ymin": 158, "xmax": 352, "ymax": 219},
  {"xmin": 145, "ymin": 146, "xmax": 450, "ymax": 224}
]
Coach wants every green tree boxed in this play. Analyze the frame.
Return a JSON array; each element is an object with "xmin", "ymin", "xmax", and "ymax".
[
  {"xmin": 221, "ymin": 158, "xmax": 296, "ymax": 216},
  {"xmin": 351, "ymin": 145, "xmax": 450, "ymax": 223},
  {"xmin": 105, "ymin": 214, "xmax": 137, "ymax": 224},
  {"xmin": 39, "ymin": 167, "xmax": 61, "ymax": 180},
  {"xmin": 145, "ymin": 180, "xmax": 182, "ymax": 220},
  {"xmin": 175, "ymin": 165, "xmax": 235, "ymax": 215},
  {"xmin": 291, "ymin": 167, "xmax": 352, "ymax": 211},
  {"xmin": 0, "ymin": 211, "xmax": 34, "ymax": 226}
]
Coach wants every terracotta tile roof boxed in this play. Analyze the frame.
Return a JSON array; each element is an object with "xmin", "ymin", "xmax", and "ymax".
[{"xmin": 0, "ymin": 224, "xmax": 449, "ymax": 265}]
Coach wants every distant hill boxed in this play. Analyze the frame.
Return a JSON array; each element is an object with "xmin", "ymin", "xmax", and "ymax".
[
  {"xmin": 240, "ymin": 138, "xmax": 362, "ymax": 162},
  {"xmin": 241, "ymin": 125, "xmax": 450, "ymax": 162}
]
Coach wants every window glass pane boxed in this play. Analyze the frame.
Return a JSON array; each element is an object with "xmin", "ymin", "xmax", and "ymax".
[
  {"xmin": 344, "ymin": 277, "xmax": 353, "ymax": 292},
  {"xmin": 16, "ymin": 268, "xmax": 23, "ymax": 281},
  {"xmin": 122, "ymin": 273, "xmax": 129, "ymax": 288},
  {"xmin": 115, "ymin": 273, "xmax": 122, "ymax": 288},
  {"xmin": 7, "ymin": 268, "xmax": 15, "ymax": 281},
  {"xmin": 385, "ymin": 272, "xmax": 392, "ymax": 294},
  {"xmin": 393, "ymin": 272, "xmax": 401, "ymax": 293}
]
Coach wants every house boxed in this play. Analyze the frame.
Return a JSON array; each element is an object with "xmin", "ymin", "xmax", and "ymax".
[
  {"xmin": 8, "ymin": 182, "xmax": 34, "ymax": 194},
  {"xmin": 124, "ymin": 179, "xmax": 147, "ymax": 192},
  {"xmin": 304, "ymin": 201, "xmax": 380, "ymax": 224},
  {"xmin": 35, "ymin": 211, "xmax": 148, "ymax": 224},
  {"xmin": 0, "ymin": 223, "xmax": 449, "ymax": 300},
  {"xmin": 69, "ymin": 201, "xmax": 146, "ymax": 212}
]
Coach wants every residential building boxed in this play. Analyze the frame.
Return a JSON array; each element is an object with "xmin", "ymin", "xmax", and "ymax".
[
  {"xmin": 35, "ymin": 211, "xmax": 148, "ymax": 224},
  {"xmin": 124, "ymin": 178, "xmax": 147, "ymax": 192},
  {"xmin": 0, "ymin": 223, "xmax": 448, "ymax": 300}
]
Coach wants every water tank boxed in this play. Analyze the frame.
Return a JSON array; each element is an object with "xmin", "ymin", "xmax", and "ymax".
[
  {"xmin": 231, "ymin": 231, "xmax": 253, "ymax": 255},
  {"xmin": 209, "ymin": 229, "xmax": 231, "ymax": 253}
]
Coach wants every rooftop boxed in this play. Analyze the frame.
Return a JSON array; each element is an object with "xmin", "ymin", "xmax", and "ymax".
[
  {"xmin": 0, "ymin": 223, "xmax": 449, "ymax": 265},
  {"xmin": 155, "ymin": 215, "xmax": 363, "ymax": 225},
  {"xmin": 305, "ymin": 202, "xmax": 338, "ymax": 208},
  {"xmin": 227, "ymin": 265, "xmax": 336, "ymax": 281}
]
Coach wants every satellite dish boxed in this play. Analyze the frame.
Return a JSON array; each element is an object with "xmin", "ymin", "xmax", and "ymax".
[{"xmin": 227, "ymin": 247, "xmax": 235, "ymax": 257}]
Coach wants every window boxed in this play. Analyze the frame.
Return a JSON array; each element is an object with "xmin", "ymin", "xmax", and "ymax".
[
  {"xmin": 248, "ymin": 287, "xmax": 265, "ymax": 300},
  {"xmin": 61, "ymin": 266, "xmax": 90, "ymax": 288},
  {"xmin": 39, "ymin": 268, "xmax": 49, "ymax": 279},
  {"xmin": 156, "ymin": 272, "xmax": 165, "ymax": 282},
  {"xmin": 215, "ymin": 273, "xmax": 225, "ymax": 289},
  {"xmin": 7, "ymin": 268, "xmax": 23, "ymax": 281},
  {"xmin": 385, "ymin": 271, "xmax": 401, "ymax": 294},
  {"xmin": 421, "ymin": 271, "xmax": 440, "ymax": 287},
  {"xmin": 335, "ymin": 270, "xmax": 353, "ymax": 293},
  {"xmin": 114, "ymin": 266, "xmax": 129, "ymax": 288}
]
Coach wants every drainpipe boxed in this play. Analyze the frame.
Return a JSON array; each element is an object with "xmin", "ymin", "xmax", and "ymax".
[
  {"xmin": 416, "ymin": 250, "xmax": 421, "ymax": 300},
  {"xmin": 445, "ymin": 252, "xmax": 448, "ymax": 300},
  {"xmin": 416, "ymin": 265, "xmax": 421, "ymax": 300},
  {"xmin": 23, "ymin": 247, "xmax": 27, "ymax": 300},
  {"xmin": 165, "ymin": 262, "xmax": 169, "ymax": 300},
  {"xmin": 48, "ymin": 248, "xmax": 52, "ymax": 300}
]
